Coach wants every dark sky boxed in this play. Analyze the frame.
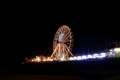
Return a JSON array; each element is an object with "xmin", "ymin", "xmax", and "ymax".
[
  {"xmin": 1, "ymin": 8, "xmax": 120, "ymax": 65},
  {"xmin": 30, "ymin": 14, "xmax": 120, "ymax": 57}
]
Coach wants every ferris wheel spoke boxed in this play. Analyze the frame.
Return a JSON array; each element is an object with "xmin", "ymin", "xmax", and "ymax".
[
  {"xmin": 59, "ymin": 26, "xmax": 64, "ymax": 34},
  {"xmin": 64, "ymin": 35, "xmax": 71, "ymax": 42},
  {"xmin": 64, "ymin": 30, "xmax": 70, "ymax": 37},
  {"xmin": 51, "ymin": 44, "xmax": 59, "ymax": 57},
  {"xmin": 63, "ymin": 28, "xmax": 71, "ymax": 42},
  {"xmin": 65, "ymin": 44, "xmax": 73, "ymax": 56},
  {"xmin": 64, "ymin": 39, "xmax": 71, "ymax": 43}
]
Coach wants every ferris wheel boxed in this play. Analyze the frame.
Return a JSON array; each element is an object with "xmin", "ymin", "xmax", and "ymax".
[{"xmin": 51, "ymin": 25, "xmax": 73, "ymax": 60}]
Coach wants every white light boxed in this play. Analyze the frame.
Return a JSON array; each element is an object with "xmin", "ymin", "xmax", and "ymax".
[
  {"xmin": 69, "ymin": 57, "xmax": 74, "ymax": 60},
  {"xmin": 87, "ymin": 55, "xmax": 93, "ymax": 59},
  {"xmin": 109, "ymin": 52, "xmax": 114, "ymax": 55},
  {"xmin": 109, "ymin": 49, "xmax": 113, "ymax": 52},
  {"xmin": 73, "ymin": 56, "xmax": 77, "ymax": 60},
  {"xmin": 93, "ymin": 54, "xmax": 99, "ymax": 58},
  {"xmin": 81, "ymin": 55, "xmax": 87, "ymax": 60},
  {"xmin": 99, "ymin": 53, "xmax": 107, "ymax": 58},
  {"xmin": 59, "ymin": 33, "xmax": 64, "ymax": 42},
  {"xmin": 114, "ymin": 48, "xmax": 120, "ymax": 53},
  {"xmin": 60, "ymin": 55, "xmax": 66, "ymax": 61},
  {"xmin": 60, "ymin": 57, "xmax": 65, "ymax": 61},
  {"xmin": 100, "ymin": 53, "xmax": 106, "ymax": 56},
  {"xmin": 76, "ymin": 56, "xmax": 82, "ymax": 60}
]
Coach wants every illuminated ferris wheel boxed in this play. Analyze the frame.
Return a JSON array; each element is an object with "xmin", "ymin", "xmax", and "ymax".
[{"xmin": 51, "ymin": 25, "xmax": 73, "ymax": 60}]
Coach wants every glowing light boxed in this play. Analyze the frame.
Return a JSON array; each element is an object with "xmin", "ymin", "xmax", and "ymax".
[
  {"xmin": 77, "ymin": 56, "xmax": 82, "ymax": 60},
  {"xmin": 93, "ymin": 54, "xmax": 99, "ymax": 58},
  {"xmin": 51, "ymin": 25, "xmax": 73, "ymax": 60},
  {"xmin": 69, "ymin": 57, "xmax": 74, "ymax": 60},
  {"xmin": 109, "ymin": 49, "xmax": 113, "ymax": 52},
  {"xmin": 59, "ymin": 33, "xmax": 64, "ymax": 42},
  {"xmin": 114, "ymin": 48, "xmax": 120, "ymax": 53},
  {"xmin": 34, "ymin": 57, "xmax": 40, "ymax": 62},
  {"xmin": 99, "ymin": 53, "xmax": 107, "ymax": 58},
  {"xmin": 81, "ymin": 55, "xmax": 87, "ymax": 60},
  {"xmin": 31, "ymin": 59, "xmax": 34, "ymax": 62},
  {"xmin": 73, "ymin": 56, "xmax": 77, "ymax": 60},
  {"xmin": 60, "ymin": 56, "xmax": 66, "ymax": 61},
  {"xmin": 87, "ymin": 55, "xmax": 93, "ymax": 59}
]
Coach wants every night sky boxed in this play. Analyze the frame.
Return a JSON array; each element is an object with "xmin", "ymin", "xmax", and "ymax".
[
  {"xmin": 31, "ymin": 15, "xmax": 119, "ymax": 54},
  {"xmin": 1, "ymin": 8, "xmax": 120, "ymax": 65}
]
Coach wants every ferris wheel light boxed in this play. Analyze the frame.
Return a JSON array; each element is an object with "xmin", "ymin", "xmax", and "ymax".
[
  {"xmin": 59, "ymin": 33, "xmax": 64, "ymax": 42},
  {"xmin": 51, "ymin": 25, "xmax": 73, "ymax": 60},
  {"xmin": 60, "ymin": 58, "xmax": 65, "ymax": 61}
]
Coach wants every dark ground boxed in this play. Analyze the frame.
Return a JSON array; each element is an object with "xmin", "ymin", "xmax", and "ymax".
[{"xmin": 1, "ymin": 58, "xmax": 120, "ymax": 80}]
